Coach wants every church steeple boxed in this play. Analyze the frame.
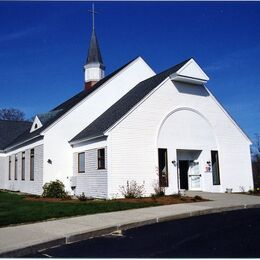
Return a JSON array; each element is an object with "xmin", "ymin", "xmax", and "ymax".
[{"xmin": 84, "ymin": 4, "xmax": 105, "ymax": 91}]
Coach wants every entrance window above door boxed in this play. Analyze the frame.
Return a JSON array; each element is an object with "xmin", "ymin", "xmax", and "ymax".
[{"xmin": 158, "ymin": 148, "xmax": 169, "ymax": 187}]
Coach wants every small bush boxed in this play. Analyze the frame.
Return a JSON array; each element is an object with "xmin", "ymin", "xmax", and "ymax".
[
  {"xmin": 152, "ymin": 179, "xmax": 165, "ymax": 197},
  {"xmin": 77, "ymin": 192, "xmax": 94, "ymax": 201},
  {"xmin": 194, "ymin": 195, "xmax": 202, "ymax": 201},
  {"xmin": 119, "ymin": 180, "xmax": 145, "ymax": 199},
  {"xmin": 42, "ymin": 180, "xmax": 68, "ymax": 198},
  {"xmin": 77, "ymin": 192, "xmax": 87, "ymax": 201}
]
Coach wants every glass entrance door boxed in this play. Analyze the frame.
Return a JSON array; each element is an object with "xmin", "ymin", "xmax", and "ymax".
[{"xmin": 188, "ymin": 161, "xmax": 201, "ymax": 190}]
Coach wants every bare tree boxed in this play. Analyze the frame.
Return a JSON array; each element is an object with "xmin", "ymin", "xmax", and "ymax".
[
  {"xmin": 252, "ymin": 133, "xmax": 260, "ymax": 189},
  {"xmin": 0, "ymin": 108, "xmax": 25, "ymax": 121}
]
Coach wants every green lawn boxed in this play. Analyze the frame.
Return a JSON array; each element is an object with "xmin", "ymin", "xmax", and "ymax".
[{"xmin": 0, "ymin": 191, "xmax": 159, "ymax": 227}]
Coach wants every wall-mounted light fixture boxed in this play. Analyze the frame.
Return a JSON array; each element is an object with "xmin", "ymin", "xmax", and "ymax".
[
  {"xmin": 172, "ymin": 160, "xmax": 177, "ymax": 166},
  {"xmin": 47, "ymin": 159, "xmax": 52, "ymax": 164}
]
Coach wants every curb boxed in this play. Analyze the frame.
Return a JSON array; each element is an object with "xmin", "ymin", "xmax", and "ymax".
[
  {"xmin": 1, "ymin": 204, "xmax": 260, "ymax": 257},
  {"xmin": 0, "ymin": 238, "xmax": 66, "ymax": 258}
]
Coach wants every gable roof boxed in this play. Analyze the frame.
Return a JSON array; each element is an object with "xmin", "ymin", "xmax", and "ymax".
[
  {"xmin": 70, "ymin": 58, "xmax": 192, "ymax": 143},
  {"xmin": 4, "ymin": 57, "xmax": 139, "ymax": 151},
  {"xmin": 0, "ymin": 120, "xmax": 32, "ymax": 151}
]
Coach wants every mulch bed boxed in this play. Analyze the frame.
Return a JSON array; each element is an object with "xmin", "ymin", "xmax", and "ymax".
[
  {"xmin": 116, "ymin": 195, "xmax": 208, "ymax": 205},
  {"xmin": 25, "ymin": 194, "xmax": 208, "ymax": 204}
]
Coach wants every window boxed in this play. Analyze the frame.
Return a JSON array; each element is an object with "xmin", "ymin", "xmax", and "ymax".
[
  {"xmin": 78, "ymin": 152, "xmax": 85, "ymax": 173},
  {"xmin": 211, "ymin": 150, "xmax": 220, "ymax": 185},
  {"xmin": 8, "ymin": 157, "xmax": 11, "ymax": 180},
  {"xmin": 21, "ymin": 152, "xmax": 25, "ymax": 180},
  {"xmin": 14, "ymin": 154, "xmax": 18, "ymax": 180},
  {"xmin": 158, "ymin": 149, "xmax": 169, "ymax": 187},
  {"xmin": 97, "ymin": 148, "xmax": 105, "ymax": 169},
  {"xmin": 30, "ymin": 149, "xmax": 34, "ymax": 181}
]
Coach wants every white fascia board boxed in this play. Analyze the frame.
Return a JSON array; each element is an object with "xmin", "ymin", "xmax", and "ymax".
[
  {"xmin": 5, "ymin": 139, "xmax": 44, "ymax": 155},
  {"xmin": 4, "ymin": 135, "xmax": 44, "ymax": 152},
  {"xmin": 69, "ymin": 135, "xmax": 105, "ymax": 146},
  {"xmin": 41, "ymin": 56, "xmax": 154, "ymax": 135},
  {"xmin": 170, "ymin": 74, "xmax": 208, "ymax": 85},
  {"xmin": 175, "ymin": 58, "xmax": 209, "ymax": 83},
  {"xmin": 104, "ymin": 77, "xmax": 170, "ymax": 136},
  {"xmin": 205, "ymin": 86, "xmax": 252, "ymax": 145}
]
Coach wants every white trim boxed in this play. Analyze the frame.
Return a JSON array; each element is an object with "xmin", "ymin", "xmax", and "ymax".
[
  {"xmin": 170, "ymin": 74, "xmax": 207, "ymax": 85},
  {"xmin": 70, "ymin": 135, "xmax": 105, "ymax": 146},
  {"xmin": 5, "ymin": 139, "xmax": 44, "ymax": 156},
  {"xmin": 41, "ymin": 57, "xmax": 149, "ymax": 134},
  {"xmin": 176, "ymin": 58, "xmax": 209, "ymax": 81},
  {"xmin": 4, "ymin": 135, "xmax": 43, "ymax": 152},
  {"xmin": 30, "ymin": 116, "xmax": 43, "ymax": 133},
  {"xmin": 205, "ymin": 86, "xmax": 252, "ymax": 144}
]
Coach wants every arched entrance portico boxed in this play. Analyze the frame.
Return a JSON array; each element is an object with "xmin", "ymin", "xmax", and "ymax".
[{"xmin": 157, "ymin": 108, "xmax": 219, "ymax": 194}]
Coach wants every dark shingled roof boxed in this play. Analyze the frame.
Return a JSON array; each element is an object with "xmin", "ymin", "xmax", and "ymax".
[
  {"xmin": 86, "ymin": 30, "xmax": 104, "ymax": 66},
  {"xmin": 0, "ymin": 120, "xmax": 32, "ymax": 150},
  {"xmin": 70, "ymin": 58, "xmax": 191, "ymax": 143},
  {"xmin": 37, "ymin": 110, "xmax": 63, "ymax": 125},
  {"xmin": 4, "ymin": 57, "xmax": 138, "ymax": 151}
]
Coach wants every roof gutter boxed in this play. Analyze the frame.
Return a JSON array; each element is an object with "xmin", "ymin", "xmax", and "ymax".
[
  {"xmin": 69, "ymin": 134, "xmax": 106, "ymax": 146},
  {"xmin": 4, "ymin": 134, "xmax": 44, "ymax": 152}
]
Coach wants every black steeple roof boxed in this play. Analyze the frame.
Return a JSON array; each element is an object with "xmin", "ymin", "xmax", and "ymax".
[{"xmin": 86, "ymin": 30, "xmax": 104, "ymax": 66}]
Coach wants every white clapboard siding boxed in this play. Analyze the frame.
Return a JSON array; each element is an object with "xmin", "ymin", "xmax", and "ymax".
[
  {"xmin": 107, "ymin": 79, "xmax": 253, "ymax": 197},
  {"xmin": 43, "ymin": 58, "xmax": 155, "ymax": 192},
  {"xmin": 73, "ymin": 147, "xmax": 107, "ymax": 198},
  {"xmin": 0, "ymin": 156, "xmax": 7, "ymax": 189},
  {"xmin": 5, "ymin": 145, "xmax": 44, "ymax": 195}
]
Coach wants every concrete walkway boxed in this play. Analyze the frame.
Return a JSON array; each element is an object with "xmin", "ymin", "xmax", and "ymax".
[{"xmin": 1, "ymin": 192, "xmax": 260, "ymax": 257}]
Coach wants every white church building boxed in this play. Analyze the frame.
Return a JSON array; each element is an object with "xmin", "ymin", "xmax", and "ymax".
[{"xmin": 0, "ymin": 16, "xmax": 254, "ymax": 198}]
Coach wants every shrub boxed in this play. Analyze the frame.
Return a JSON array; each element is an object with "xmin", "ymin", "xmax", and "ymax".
[
  {"xmin": 194, "ymin": 195, "xmax": 202, "ymax": 201},
  {"xmin": 42, "ymin": 180, "xmax": 68, "ymax": 198},
  {"xmin": 152, "ymin": 179, "xmax": 165, "ymax": 197},
  {"xmin": 77, "ymin": 192, "xmax": 94, "ymax": 201},
  {"xmin": 119, "ymin": 180, "xmax": 145, "ymax": 199}
]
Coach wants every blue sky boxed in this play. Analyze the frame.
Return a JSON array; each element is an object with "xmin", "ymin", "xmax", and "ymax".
[{"xmin": 0, "ymin": 1, "xmax": 259, "ymax": 140}]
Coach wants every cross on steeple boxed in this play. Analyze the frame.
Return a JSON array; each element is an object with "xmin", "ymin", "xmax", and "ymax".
[{"xmin": 88, "ymin": 3, "xmax": 98, "ymax": 31}]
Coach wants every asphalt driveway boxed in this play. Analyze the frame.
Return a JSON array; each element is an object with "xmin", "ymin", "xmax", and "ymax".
[{"xmin": 27, "ymin": 208, "xmax": 260, "ymax": 258}]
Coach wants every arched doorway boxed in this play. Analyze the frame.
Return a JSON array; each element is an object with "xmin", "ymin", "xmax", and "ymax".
[{"xmin": 157, "ymin": 108, "xmax": 218, "ymax": 193}]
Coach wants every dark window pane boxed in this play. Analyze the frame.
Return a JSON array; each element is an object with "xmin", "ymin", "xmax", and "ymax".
[
  {"xmin": 15, "ymin": 155, "xmax": 18, "ymax": 180},
  {"xmin": 158, "ymin": 148, "xmax": 169, "ymax": 187},
  {"xmin": 22, "ymin": 152, "xmax": 25, "ymax": 180},
  {"xmin": 78, "ymin": 153, "xmax": 85, "ymax": 173},
  {"xmin": 211, "ymin": 150, "xmax": 220, "ymax": 185},
  {"xmin": 8, "ymin": 157, "xmax": 11, "ymax": 180},
  {"xmin": 98, "ymin": 149, "xmax": 105, "ymax": 169},
  {"xmin": 30, "ymin": 149, "xmax": 34, "ymax": 181}
]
